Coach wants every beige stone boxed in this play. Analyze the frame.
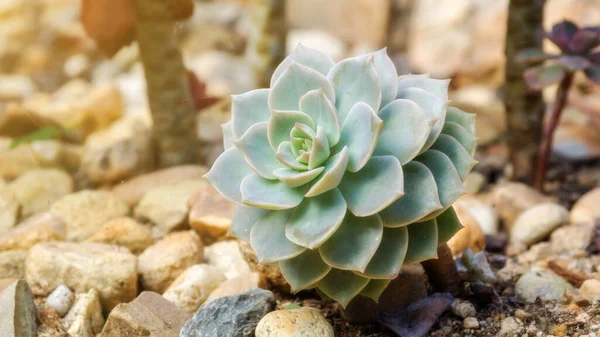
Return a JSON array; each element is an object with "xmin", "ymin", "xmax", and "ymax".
[
  {"xmin": 255, "ymin": 308, "xmax": 334, "ymax": 337},
  {"xmin": 112, "ymin": 165, "xmax": 208, "ymax": 206},
  {"xmin": 25, "ymin": 242, "xmax": 137, "ymax": 311},
  {"xmin": 85, "ymin": 217, "xmax": 152, "ymax": 254},
  {"xmin": 63, "ymin": 289, "xmax": 104, "ymax": 337},
  {"xmin": 0, "ymin": 212, "xmax": 65, "ymax": 251},
  {"xmin": 188, "ymin": 183, "xmax": 235, "ymax": 242},
  {"xmin": 50, "ymin": 190, "xmax": 129, "ymax": 241},
  {"xmin": 447, "ymin": 204, "xmax": 485, "ymax": 257},
  {"xmin": 510, "ymin": 203, "xmax": 569, "ymax": 246},
  {"xmin": 0, "ymin": 180, "xmax": 19, "ymax": 232},
  {"xmin": 491, "ymin": 182, "xmax": 553, "ymax": 229},
  {"xmin": 579, "ymin": 279, "xmax": 600, "ymax": 301},
  {"xmin": 550, "ymin": 223, "xmax": 595, "ymax": 254},
  {"xmin": 0, "ymin": 250, "xmax": 27, "ymax": 279},
  {"xmin": 0, "ymin": 102, "xmax": 56, "ymax": 138},
  {"xmin": 163, "ymin": 264, "xmax": 225, "ymax": 313},
  {"xmin": 207, "ymin": 272, "xmax": 268, "ymax": 301},
  {"xmin": 570, "ymin": 188, "xmax": 600, "ymax": 226},
  {"xmin": 205, "ymin": 240, "xmax": 252, "ymax": 280},
  {"xmin": 455, "ymin": 195, "xmax": 499, "ymax": 235},
  {"xmin": 8, "ymin": 169, "xmax": 73, "ymax": 218},
  {"xmin": 138, "ymin": 231, "xmax": 203, "ymax": 293},
  {"xmin": 238, "ymin": 240, "xmax": 290, "ymax": 293}
]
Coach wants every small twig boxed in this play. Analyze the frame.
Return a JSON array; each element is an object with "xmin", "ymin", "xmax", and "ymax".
[
  {"xmin": 534, "ymin": 73, "xmax": 574, "ymax": 191},
  {"xmin": 547, "ymin": 260, "xmax": 590, "ymax": 287},
  {"xmin": 421, "ymin": 243, "xmax": 461, "ymax": 296}
]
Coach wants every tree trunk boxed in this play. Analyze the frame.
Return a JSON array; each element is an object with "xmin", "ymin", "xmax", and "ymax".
[
  {"xmin": 421, "ymin": 243, "xmax": 461, "ymax": 296},
  {"xmin": 504, "ymin": 0, "xmax": 547, "ymax": 183},
  {"xmin": 386, "ymin": 0, "xmax": 414, "ymax": 55},
  {"xmin": 247, "ymin": 0, "xmax": 287, "ymax": 89},
  {"xmin": 133, "ymin": 0, "xmax": 197, "ymax": 167}
]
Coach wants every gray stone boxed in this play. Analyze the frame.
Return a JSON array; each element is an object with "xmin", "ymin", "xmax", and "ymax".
[
  {"xmin": 451, "ymin": 299, "xmax": 477, "ymax": 319},
  {"xmin": 181, "ymin": 288, "xmax": 275, "ymax": 337},
  {"xmin": 0, "ymin": 280, "xmax": 36, "ymax": 337},
  {"xmin": 499, "ymin": 317, "xmax": 521, "ymax": 335},
  {"xmin": 515, "ymin": 268, "xmax": 572, "ymax": 303},
  {"xmin": 463, "ymin": 317, "xmax": 479, "ymax": 329}
]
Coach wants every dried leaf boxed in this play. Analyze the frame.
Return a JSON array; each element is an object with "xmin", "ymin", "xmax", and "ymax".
[
  {"xmin": 187, "ymin": 70, "xmax": 220, "ymax": 111},
  {"xmin": 524, "ymin": 63, "xmax": 569, "ymax": 90},
  {"xmin": 547, "ymin": 260, "xmax": 590, "ymax": 287}
]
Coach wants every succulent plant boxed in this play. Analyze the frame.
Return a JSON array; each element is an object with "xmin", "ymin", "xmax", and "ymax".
[{"xmin": 205, "ymin": 45, "xmax": 477, "ymax": 307}]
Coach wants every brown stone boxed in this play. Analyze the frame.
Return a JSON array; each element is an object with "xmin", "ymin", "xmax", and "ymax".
[
  {"xmin": 238, "ymin": 240, "xmax": 289, "ymax": 293},
  {"xmin": 85, "ymin": 217, "xmax": 152, "ymax": 254},
  {"xmin": 0, "ymin": 212, "xmax": 65, "ymax": 251},
  {"xmin": 447, "ymin": 204, "xmax": 485, "ymax": 257},
  {"xmin": 0, "ymin": 250, "xmax": 27, "ymax": 279},
  {"xmin": 188, "ymin": 183, "xmax": 235, "ymax": 243},
  {"xmin": 8, "ymin": 168, "xmax": 73, "ymax": 218},
  {"xmin": 491, "ymin": 182, "xmax": 553, "ymax": 229}
]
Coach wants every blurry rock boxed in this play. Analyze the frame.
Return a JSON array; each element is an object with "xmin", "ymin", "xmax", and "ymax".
[
  {"xmin": 8, "ymin": 168, "xmax": 73, "ymax": 218},
  {"xmin": 112, "ymin": 165, "xmax": 208, "ymax": 206},
  {"xmin": 455, "ymin": 195, "xmax": 499, "ymax": 235},
  {"xmin": 163, "ymin": 264, "xmax": 225, "ymax": 314},
  {"xmin": 0, "ymin": 250, "xmax": 27, "ymax": 279},
  {"xmin": 25, "ymin": 242, "xmax": 137, "ymax": 311},
  {"xmin": 63, "ymin": 54, "xmax": 90, "ymax": 78},
  {"xmin": 463, "ymin": 171, "xmax": 486, "ymax": 194},
  {"xmin": 286, "ymin": 29, "xmax": 346, "ymax": 62},
  {"xmin": 81, "ymin": 114, "xmax": 153, "ymax": 185},
  {"xmin": 85, "ymin": 217, "xmax": 152, "ymax": 254},
  {"xmin": 499, "ymin": 317, "xmax": 521, "ymax": 336},
  {"xmin": 553, "ymin": 124, "xmax": 600, "ymax": 161},
  {"xmin": 205, "ymin": 240, "xmax": 252, "ymax": 280},
  {"xmin": 238, "ymin": 240, "xmax": 289, "ymax": 292},
  {"xmin": 186, "ymin": 51, "xmax": 253, "ymax": 97},
  {"xmin": 45, "ymin": 285, "xmax": 74, "ymax": 317},
  {"xmin": 0, "ymin": 0, "xmax": 41, "ymax": 73},
  {"xmin": 451, "ymin": 299, "xmax": 477, "ymax": 319},
  {"xmin": 463, "ymin": 317, "xmax": 479, "ymax": 329},
  {"xmin": 0, "ymin": 180, "xmax": 18, "ymax": 232},
  {"xmin": 510, "ymin": 203, "xmax": 569, "ymax": 246},
  {"xmin": 180, "ymin": 288, "xmax": 275, "ymax": 337},
  {"xmin": 515, "ymin": 268, "xmax": 572, "ymax": 303},
  {"xmin": 518, "ymin": 242, "xmax": 552, "ymax": 263},
  {"xmin": 491, "ymin": 182, "xmax": 553, "ymax": 229},
  {"xmin": 0, "ymin": 212, "xmax": 65, "ymax": 251},
  {"xmin": 0, "ymin": 75, "xmax": 36, "ymax": 101},
  {"xmin": 195, "ymin": 98, "xmax": 230, "ymax": 166},
  {"xmin": 0, "ymin": 103, "xmax": 58, "ymax": 138},
  {"xmin": 138, "ymin": 231, "xmax": 203, "ymax": 293},
  {"xmin": 188, "ymin": 183, "xmax": 235, "ymax": 243},
  {"xmin": 447, "ymin": 204, "xmax": 485, "ymax": 257},
  {"xmin": 256, "ymin": 308, "xmax": 334, "ymax": 337},
  {"xmin": 580, "ymin": 279, "xmax": 600, "ymax": 301},
  {"xmin": 63, "ymin": 289, "xmax": 104, "ymax": 337},
  {"xmin": 207, "ymin": 272, "xmax": 268, "ymax": 301},
  {"xmin": 50, "ymin": 190, "xmax": 129, "ymax": 241},
  {"xmin": 135, "ymin": 180, "xmax": 205, "ymax": 234},
  {"xmin": 550, "ymin": 223, "xmax": 594, "ymax": 254},
  {"xmin": 0, "ymin": 280, "xmax": 36, "ymax": 337},
  {"xmin": 570, "ymin": 188, "xmax": 600, "ymax": 225}
]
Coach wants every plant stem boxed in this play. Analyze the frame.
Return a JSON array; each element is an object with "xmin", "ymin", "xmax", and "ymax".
[
  {"xmin": 421, "ymin": 243, "xmax": 461, "ymax": 296},
  {"xmin": 534, "ymin": 73, "xmax": 573, "ymax": 191}
]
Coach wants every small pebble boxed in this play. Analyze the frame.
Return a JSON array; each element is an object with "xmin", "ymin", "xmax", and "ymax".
[
  {"xmin": 463, "ymin": 317, "xmax": 479, "ymax": 329},
  {"xmin": 514, "ymin": 309, "xmax": 531, "ymax": 320},
  {"xmin": 46, "ymin": 285, "xmax": 74, "ymax": 317},
  {"xmin": 451, "ymin": 299, "xmax": 476, "ymax": 318}
]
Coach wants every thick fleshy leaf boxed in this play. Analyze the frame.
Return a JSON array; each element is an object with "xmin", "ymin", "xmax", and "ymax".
[
  {"xmin": 516, "ymin": 48, "xmax": 558, "ymax": 64},
  {"xmin": 299, "ymin": 88, "xmax": 340, "ymax": 146},
  {"xmin": 250, "ymin": 209, "xmax": 305, "ymax": 263},
  {"xmin": 221, "ymin": 121, "xmax": 235, "ymax": 150},
  {"xmin": 374, "ymin": 99, "xmax": 434, "ymax": 165},
  {"xmin": 585, "ymin": 66, "xmax": 600, "ymax": 85},
  {"xmin": 273, "ymin": 167, "xmax": 324, "ymax": 187},
  {"xmin": 339, "ymin": 156, "xmax": 404, "ymax": 217},
  {"xmin": 204, "ymin": 148, "xmax": 254, "ymax": 204},
  {"xmin": 308, "ymin": 127, "xmax": 330, "ymax": 170},
  {"xmin": 319, "ymin": 213, "xmax": 383, "ymax": 272},
  {"xmin": 285, "ymin": 188, "xmax": 346, "ymax": 249},
  {"xmin": 357, "ymin": 226, "xmax": 408, "ymax": 279},
  {"xmin": 240, "ymin": 174, "xmax": 309, "ymax": 210},
  {"xmin": 268, "ymin": 110, "xmax": 315, "ymax": 150},
  {"xmin": 556, "ymin": 55, "xmax": 591, "ymax": 71},
  {"xmin": 334, "ymin": 102, "xmax": 383, "ymax": 172},
  {"xmin": 441, "ymin": 121, "xmax": 477, "ymax": 156},
  {"xmin": 396, "ymin": 74, "xmax": 450, "ymax": 102},
  {"xmin": 269, "ymin": 61, "xmax": 335, "ymax": 112},
  {"xmin": 305, "ymin": 146, "xmax": 349, "ymax": 197},
  {"xmin": 548, "ymin": 20, "xmax": 578, "ymax": 52},
  {"xmin": 234, "ymin": 122, "xmax": 282, "ymax": 179},
  {"xmin": 404, "ymin": 219, "xmax": 439, "ymax": 264},
  {"xmin": 279, "ymin": 249, "xmax": 332, "ymax": 292},
  {"xmin": 590, "ymin": 51, "xmax": 600, "ymax": 65},
  {"xmin": 435, "ymin": 206, "xmax": 463, "ymax": 246},
  {"xmin": 327, "ymin": 54, "xmax": 382, "ymax": 122},
  {"xmin": 379, "ymin": 161, "xmax": 442, "ymax": 227},
  {"xmin": 231, "ymin": 88, "xmax": 270, "ymax": 138},
  {"xmin": 359, "ymin": 279, "xmax": 391, "ymax": 303},
  {"xmin": 275, "ymin": 141, "xmax": 308, "ymax": 171},
  {"xmin": 523, "ymin": 63, "xmax": 569, "ymax": 91},
  {"xmin": 415, "ymin": 150, "xmax": 465, "ymax": 210},
  {"xmin": 270, "ymin": 44, "xmax": 335, "ymax": 86},
  {"xmin": 229, "ymin": 205, "xmax": 268, "ymax": 241},
  {"xmin": 570, "ymin": 28, "xmax": 600, "ymax": 54},
  {"xmin": 445, "ymin": 107, "xmax": 475, "ymax": 136},
  {"xmin": 358, "ymin": 48, "xmax": 399, "ymax": 108},
  {"xmin": 431, "ymin": 134, "xmax": 478, "ymax": 180},
  {"xmin": 317, "ymin": 269, "xmax": 370, "ymax": 308},
  {"xmin": 397, "ymin": 87, "xmax": 448, "ymax": 152}
]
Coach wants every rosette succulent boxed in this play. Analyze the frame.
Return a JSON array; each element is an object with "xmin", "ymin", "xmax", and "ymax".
[{"xmin": 205, "ymin": 45, "xmax": 477, "ymax": 307}]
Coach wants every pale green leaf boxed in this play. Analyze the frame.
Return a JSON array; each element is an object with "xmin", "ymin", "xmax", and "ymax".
[
  {"xmin": 445, "ymin": 106, "xmax": 475, "ymax": 136},
  {"xmin": 358, "ymin": 48, "xmax": 398, "ymax": 108},
  {"xmin": 415, "ymin": 150, "xmax": 465, "ymax": 212},
  {"xmin": 273, "ymin": 167, "xmax": 324, "ymax": 188},
  {"xmin": 279, "ymin": 249, "xmax": 332, "ymax": 292},
  {"xmin": 404, "ymin": 219, "xmax": 439, "ymax": 264},
  {"xmin": 229, "ymin": 205, "xmax": 268, "ymax": 241},
  {"xmin": 204, "ymin": 148, "xmax": 254, "ymax": 204},
  {"xmin": 305, "ymin": 146, "xmax": 349, "ymax": 197},
  {"xmin": 441, "ymin": 121, "xmax": 477, "ymax": 156},
  {"xmin": 356, "ymin": 226, "xmax": 408, "ymax": 279},
  {"xmin": 359, "ymin": 279, "xmax": 391, "ymax": 303},
  {"xmin": 317, "ymin": 269, "xmax": 370, "ymax": 308},
  {"xmin": 268, "ymin": 110, "xmax": 315, "ymax": 151},
  {"xmin": 299, "ymin": 88, "xmax": 341, "ymax": 146},
  {"xmin": 221, "ymin": 121, "xmax": 235, "ymax": 150},
  {"xmin": 250, "ymin": 209, "xmax": 306, "ymax": 263},
  {"xmin": 240, "ymin": 174, "xmax": 309, "ymax": 210},
  {"xmin": 431, "ymin": 134, "xmax": 478, "ymax": 181},
  {"xmin": 275, "ymin": 141, "xmax": 308, "ymax": 171},
  {"xmin": 231, "ymin": 88, "xmax": 270, "ymax": 139},
  {"xmin": 308, "ymin": 127, "xmax": 330, "ymax": 170},
  {"xmin": 435, "ymin": 206, "xmax": 464, "ymax": 246},
  {"xmin": 271, "ymin": 44, "xmax": 335, "ymax": 86},
  {"xmin": 234, "ymin": 122, "xmax": 282, "ymax": 179}
]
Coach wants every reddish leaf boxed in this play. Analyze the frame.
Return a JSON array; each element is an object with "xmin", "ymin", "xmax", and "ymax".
[
  {"xmin": 547, "ymin": 20, "xmax": 579, "ymax": 53},
  {"xmin": 187, "ymin": 70, "xmax": 221, "ymax": 111},
  {"xmin": 569, "ymin": 29, "xmax": 600, "ymax": 54},
  {"xmin": 516, "ymin": 48, "xmax": 558, "ymax": 64},
  {"xmin": 170, "ymin": 0, "xmax": 195, "ymax": 20},
  {"xmin": 81, "ymin": 0, "xmax": 136, "ymax": 57},
  {"xmin": 584, "ymin": 66, "xmax": 600, "ymax": 85},
  {"xmin": 590, "ymin": 51, "xmax": 600, "ymax": 65},
  {"xmin": 556, "ymin": 55, "xmax": 591, "ymax": 71},
  {"xmin": 524, "ymin": 63, "xmax": 569, "ymax": 90}
]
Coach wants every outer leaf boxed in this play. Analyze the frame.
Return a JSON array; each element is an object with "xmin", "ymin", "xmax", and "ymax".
[
  {"xmin": 270, "ymin": 44, "xmax": 335, "ymax": 86},
  {"xmin": 250, "ymin": 209, "xmax": 305, "ymax": 263},
  {"xmin": 234, "ymin": 122, "xmax": 282, "ymax": 179},
  {"xmin": 299, "ymin": 88, "xmax": 341, "ymax": 146},
  {"xmin": 441, "ymin": 121, "xmax": 477, "ymax": 156},
  {"xmin": 358, "ymin": 48, "xmax": 399, "ymax": 108},
  {"xmin": 285, "ymin": 188, "xmax": 347, "ymax": 249},
  {"xmin": 334, "ymin": 102, "xmax": 383, "ymax": 172},
  {"xmin": 404, "ymin": 219, "xmax": 439, "ymax": 264},
  {"xmin": 240, "ymin": 174, "xmax": 309, "ymax": 210},
  {"xmin": 269, "ymin": 61, "xmax": 335, "ymax": 112},
  {"xmin": 317, "ymin": 269, "xmax": 370, "ymax": 308},
  {"xmin": 357, "ymin": 226, "xmax": 408, "ymax": 279},
  {"xmin": 327, "ymin": 54, "xmax": 382, "ymax": 122},
  {"xmin": 445, "ymin": 107, "xmax": 475, "ymax": 136},
  {"xmin": 279, "ymin": 249, "xmax": 332, "ymax": 292},
  {"xmin": 204, "ymin": 148, "xmax": 254, "ymax": 204},
  {"xmin": 523, "ymin": 63, "xmax": 569, "ymax": 91},
  {"xmin": 556, "ymin": 55, "xmax": 591, "ymax": 71},
  {"xmin": 415, "ymin": 150, "xmax": 465, "ymax": 211},
  {"xmin": 221, "ymin": 121, "xmax": 235, "ymax": 150},
  {"xmin": 374, "ymin": 99, "xmax": 433, "ymax": 165},
  {"xmin": 359, "ymin": 279, "xmax": 392, "ymax": 303},
  {"xmin": 547, "ymin": 20, "xmax": 578, "ymax": 52},
  {"xmin": 516, "ymin": 48, "xmax": 558, "ymax": 64},
  {"xmin": 338, "ymin": 156, "xmax": 404, "ymax": 217},
  {"xmin": 431, "ymin": 134, "xmax": 478, "ymax": 180},
  {"xmin": 396, "ymin": 74, "xmax": 451, "ymax": 100},
  {"xmin": 273, "ymin": 167, "xmax": 324, "ymax": 187},
  {"xmin": 275, "ymin": 141, "xmax": 308, "ymax": 171},
  {"xmin": 268, "ymin": 110, "xmax": 315, "ymax": 150},
  {"xmin": 305, "ymin": 146, "xmax": 349, "ymax": 197},
  {"xmin": 569, "ymin": 28, "xmax": 600, "ymax": 54},
  {"xmin": 397, "ymin": 87, "xmax": 448, "ymax": 152},
  {"xmin": 229, "ymin": 205, "xmax": 268, "ymax": 241},
  {"xmin": 308, "ymin": 127, "xmax": 330, "ymax": 170},
  {"xmin": 379, "ymin": 161, "xmax": 442, "ymax": 227},
  {"xmin": 584, "ymin": 66, "xmax": 600, "ymax": 85},
  {"xmin": 435, "ymin": 206, "xmax": 463, "ymax": 246},
  {"xmin": 590, "ymin": 51, "xmax": 600, "ymax": 65},
  {"xmin": 319, "ymin": 213, "xmax": 383, "ymax": 272},
  {"xmin": 231, "ymin": 88, "xmax": 270, "ymax": 138}
]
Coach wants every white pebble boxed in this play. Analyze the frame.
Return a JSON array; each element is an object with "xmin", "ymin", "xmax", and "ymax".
[{"xmin": 46, "ymin": 285, "xmax": 74, "ymax": 317}]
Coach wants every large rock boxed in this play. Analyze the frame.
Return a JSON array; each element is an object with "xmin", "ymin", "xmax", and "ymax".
[
  {"xmin": 550, "ymin": 223, "xmax": 595, "ymax": 254},
  {"xmin": 163, "ymin": 264, "xmax": 226, "ymax": 314},
  {"xmin": 205, "ymin": 240, "xmax": 252, "ymax": 280},
  {"xmin": 188, "ymin": 183, "xmax": 235, "ymax": 243},
  {"xmin": 25, "ymin": 242, "xmax": 137, "ymax": 311},
  {"xmin": 491, "ymin": 182, "xmax": 552, "ymax": 229},
  {"xmin": 181, "ymin": 288, "xmax": 275, "ymax": 337},
  {"xmin": 570, "ymin": 187, "xmax": 600, "ymax": 225},
  {"xmin": 112, "ymin": 165, "xmax": 208, "ymax": 206},
  {"xmin": 255, "ymin": 308, "xmax": 334, "ymax": 337},
  {"xmin": 63, "ymin": 289, "xmax": 105, "ymax": 337},
  {"xmin": 138, "ymin": 231, "xmax": 204, "ymax": 293},
  {"xmin": 135, "ymin": 180, "xmax": 206, "ymax": 234},
  {"xmin": 7, "ymin": 169, "xmax": 73, "ymax": 218},
  {"xmin": 510, "ymin": 203, "xmax": 569, "ymax": 246},
  {"xmin": 515, "ymin": 268, "xmax": 572, "ymax": 303},
  {"xmin": 0, "ymin": 180, "xmax": 19, "ymax": 232},
  {"xmin": 454, "ymin": 195, "xmax": 499, "ymax": 235},
  {"xmin": 0, "ymin": 212, "xmax": 65, "ymax": 251},
  {"xmin": 0, "ymin": 280, "xmax": 36, "ymax": 337},
  {"xmin": 50, "ymin": 190, "xmax": 129, "ymax": 241},
  {"xmin": 0, "ymin": 250, "xmax": 27, "ymax": 279},
  {"xmin": 85, "ymin": 217, "xmax": 152, "ymax": 254}
]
